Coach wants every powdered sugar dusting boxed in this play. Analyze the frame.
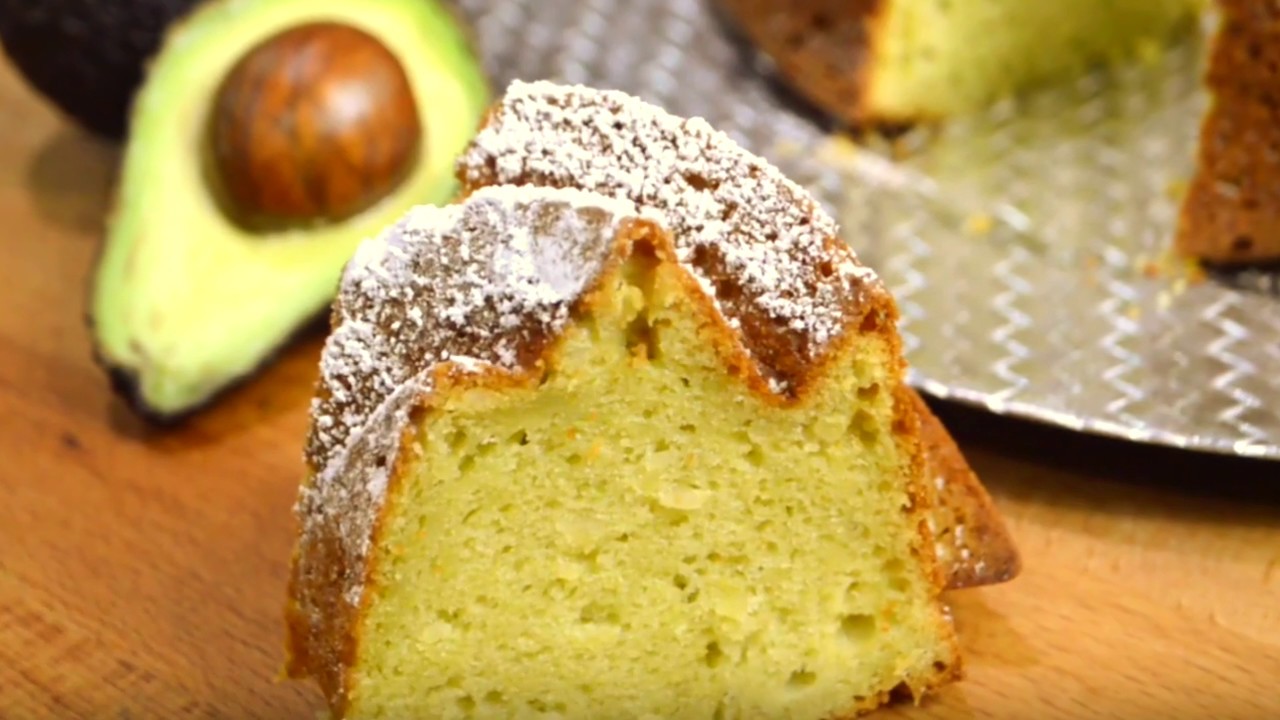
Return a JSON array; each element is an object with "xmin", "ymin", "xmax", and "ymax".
[
  {"xmin": 458, "ymin": 80, "xmax": 886, "ymax": 386},
  {"xmin": 309, "ymin": 184, "xmax": 640, "ymax": 466},
  {"xmin": 293, "ymin": 184, "xmax": 641, "ymax": 624}
]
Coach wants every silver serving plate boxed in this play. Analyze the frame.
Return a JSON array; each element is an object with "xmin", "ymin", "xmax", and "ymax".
[{"xmin": 456, "ymin": 0, "xmax": 1280, "ymax": 460}]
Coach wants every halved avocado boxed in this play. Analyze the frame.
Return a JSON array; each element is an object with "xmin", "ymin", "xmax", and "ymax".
[{"xmin": 89, "ymin": 0, "xmax": 490, "ymax": 421}]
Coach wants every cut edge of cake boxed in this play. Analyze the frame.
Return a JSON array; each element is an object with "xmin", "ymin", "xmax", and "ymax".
[
  {"xmin": 455, "ymin": 78, "xmax": 1022, "ymax": 593},
  {"xmin": 283, "ymin": 79, "xmax": 1007, "ymax": 718}
]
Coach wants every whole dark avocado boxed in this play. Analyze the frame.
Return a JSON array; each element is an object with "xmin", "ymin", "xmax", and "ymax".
[{"xmin": 0, "ymin": 0, "xmax": 201, "ymax": 139}]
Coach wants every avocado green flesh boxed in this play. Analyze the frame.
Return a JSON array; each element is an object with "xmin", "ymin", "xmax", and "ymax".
[{"xmin": 90, "ymin": 0, "xmax": 489, "ymax": 419}]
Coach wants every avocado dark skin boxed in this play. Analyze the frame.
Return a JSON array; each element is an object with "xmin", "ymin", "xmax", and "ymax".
[{"xmin": 0, "ymin": 0, "xmax": 201, "ymax": 139}]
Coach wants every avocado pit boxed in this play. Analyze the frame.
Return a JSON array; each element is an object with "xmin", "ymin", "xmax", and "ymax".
[{"xmin": 208, "ymin": 22, "xmax": 421, "ymax": 228}]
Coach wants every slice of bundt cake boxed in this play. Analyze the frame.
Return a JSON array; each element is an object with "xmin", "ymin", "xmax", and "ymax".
[
  {"xmin": 910, "ymin": 393, "xmax": 1021, "ymax": 590},
  {"xmin": 285, "ymin": 80, "xmax": 972, "ymax": 719},
  {"xmin": 713, "ymin": 0, "xmax": 1201, "ymax": 128}
]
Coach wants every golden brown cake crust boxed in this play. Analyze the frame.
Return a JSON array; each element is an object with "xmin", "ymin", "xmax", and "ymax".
[
  {"xmin": 910, "ymin": 391, "xmax": 1023, "ymax": 590},
  {"xmin": 1176, "ymin": 8, "xmax": 1280, "ymax": 265},
  {"xmin": 713, "ymin": 0, "xmax": 896, "ymax": 128},
  {"xmin": 286, "ymin": 80, "xmax": 968, "ymax": 715}
]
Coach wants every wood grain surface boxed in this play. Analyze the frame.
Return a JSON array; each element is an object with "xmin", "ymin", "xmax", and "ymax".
[{"xmin": 0, "ymin": 59, "xmax": 1277, "ymax": 720}]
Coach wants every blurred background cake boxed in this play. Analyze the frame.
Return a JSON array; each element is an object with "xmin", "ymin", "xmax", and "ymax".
[{"xmin": 715, "ymin": 0, "xmax": 1280, "ymax": 266}]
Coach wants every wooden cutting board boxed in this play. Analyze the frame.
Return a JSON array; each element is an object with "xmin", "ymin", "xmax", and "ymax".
[{"xmin": 0, "ymin": 59, "xmax": 1277, "ymax": 720}]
